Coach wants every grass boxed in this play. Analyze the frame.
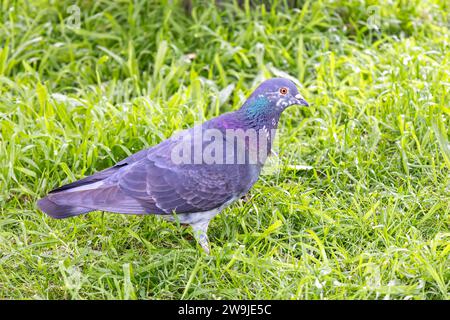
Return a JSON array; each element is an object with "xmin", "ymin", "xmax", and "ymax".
[{"xmin": 0, "ymin": 0, "xmax": 449, "ymax": 299}]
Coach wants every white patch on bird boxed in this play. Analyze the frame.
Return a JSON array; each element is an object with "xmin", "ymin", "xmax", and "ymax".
[
  {"xmin": 276, "ymin": 99, "xmax": 288, "ymax": 108},
  {"xmin": 164, "ymin": 210, "xmax": 203, "ymax": 224},
  {"xmin": 162, "ymin": 198, "xmax": 236, "ymax": 225},
  {"xmin": 63, "ymin": 181, "xmax": 104, "ymax": 192},
  {"xmin": 295, "ymin": 93, "xmax": 305, "ymax": 100},
  {"xmin": 262, "ymin": 125, "xmax": 269, "ymax": 137},
  {"xmin": 271, "ymin": 118, "xmax": 276, "ymax": 126}
]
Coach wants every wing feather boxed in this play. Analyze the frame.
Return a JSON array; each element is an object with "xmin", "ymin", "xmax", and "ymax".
[{"xmin": 117, "ymin": 139, "xmax": 247, "ymax": 214}]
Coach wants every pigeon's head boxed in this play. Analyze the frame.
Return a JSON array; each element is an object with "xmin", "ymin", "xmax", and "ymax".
[{"xmin": 242, "ymin": 78, "xmax": 309, "ymax": 119}]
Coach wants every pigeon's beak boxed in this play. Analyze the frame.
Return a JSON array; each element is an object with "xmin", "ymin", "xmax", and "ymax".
[{"xmin": 295, "ymin": 93, "xmax": 309, "ymax": 107}]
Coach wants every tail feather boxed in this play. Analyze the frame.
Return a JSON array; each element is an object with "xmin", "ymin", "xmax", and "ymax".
[
  {"xmin": 37, "ymin": 197, "xmax": 93, "ymax": 219},
  {"xmin": 38, "ymin": 182, "xmax": 153, "ymax": 218}
]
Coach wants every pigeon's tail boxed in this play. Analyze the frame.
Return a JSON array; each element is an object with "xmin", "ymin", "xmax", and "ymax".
[
  {"xmin": 37, "ymin": 178, "xmax": 152, "ymax": 218},
  {"xmin": 37, "ymin": 196, "xmax": 93, "ymax": 219},
  {"xmin": 37, "ymin": 179, "xmax": 108, "ymax": 218},
  {"xmin": 37, "ymin": 164, "xmax": 135, "ymax": 218}
]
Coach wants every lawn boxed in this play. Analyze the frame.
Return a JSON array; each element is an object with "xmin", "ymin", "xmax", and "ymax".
[{"xmin": 0, "ymin": 0, "xmax": 449, "ymax": 299}]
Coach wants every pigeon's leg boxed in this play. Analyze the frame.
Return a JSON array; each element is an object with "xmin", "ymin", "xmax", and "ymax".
[{"xmin": 191, "ymin": 220, "xmax": 210, "ymax": 254}]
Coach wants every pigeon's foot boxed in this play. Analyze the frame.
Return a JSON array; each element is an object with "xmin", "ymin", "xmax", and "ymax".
[{"xmin": 191, "ymin": 220, "xmax": 210, "ymax": 254}]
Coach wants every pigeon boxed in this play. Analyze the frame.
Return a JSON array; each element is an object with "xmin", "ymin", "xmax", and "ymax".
[{"xmin": 37, "ymin": 78, "xmax": 309, "ymax": 253}]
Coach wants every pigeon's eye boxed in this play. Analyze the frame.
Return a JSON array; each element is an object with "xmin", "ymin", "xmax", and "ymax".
[{"xmin": 279, "ymin": 87, "xmax": 288, "ymax": 95}]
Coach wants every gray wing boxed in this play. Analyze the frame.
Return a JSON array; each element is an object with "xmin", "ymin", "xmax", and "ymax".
[
  {"xmin": 115, "ymin": 124, "xmax": 258, "ymax": 214},
  {"xmin": 118, "ymin": 158, "xmax": 244, "ymax": 214}
]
